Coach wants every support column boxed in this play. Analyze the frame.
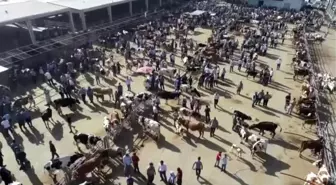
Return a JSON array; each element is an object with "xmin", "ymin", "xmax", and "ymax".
[
  {"xmin": 26, "ymin": 20, "xmax": 36, "ymax": 44},
  {"xmin": 129, "ymin": 1, "xmax": 133, "ymax": 16},
  {"xmin": 79, "ymin": 12, "xmax": 87, "ymax": 30},
  {"xmin": 107, "ymin": 6, "xmax": 112, "ymax": 23},
  {"xmin": 145, "ymin": 0, "xmax": 148, "ymax": 11},
  {"xmin": 68, "ymin": 12, "xmax": 76, "ymax": 32},
  {"xmin": 159, "ymin": 0, "xmax": 162, "ymax": 6}
]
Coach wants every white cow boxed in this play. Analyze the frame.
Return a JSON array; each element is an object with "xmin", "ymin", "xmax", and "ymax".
[
  {"xmin": 251, "ymin": 139, "xmax": 268, "ymax": 156},
  {"xmin": 138, "ymin": 116, "xmax": 161, "ymax": 140},
  {"xmin": 159, "ymin": 68, "xmax": 177, "ymax": 78}
]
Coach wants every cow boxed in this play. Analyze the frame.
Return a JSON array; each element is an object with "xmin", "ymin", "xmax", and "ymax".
[
  {"xmin": 138, "ymin": 116, "xmax": 161, "ymax": 140},
  {"xmin": 251, "ymin": 139, "xmax": 268, "ymax": 157},
  {"xmin": 158, "ymin": 68, "xmax": 177, "ymax": 78},
  {"xmin": 246, "ymin": 69, "xmax": 258, "ymax": 79},
  {"xmin": 233, "ymin": 110, "xmax": 252, "ymax": 121},
  {"xmin": 249, "ymin": 121, "xmax": 282, "ymax": 138},
  {"xmin": 135, "ymin": 92, "xmax": 152, "ymax": 101},
  {"xmin": 73, "ymin": 133, "xmax": 102, "ymax": 149},
  {"xmin": 178, "ymin": 107, "xmax": 201, "ymax": 118},
  {"xmin": 293, "ymin": 68, "xmax": 310, "ymax": 80},
  {"xmin": 92, "ymin": 87, "xmax": 113, "ymax": 101},
  {"xmin": 53, "ymin": 98, "xmax": 80, "ymax": 114},
  {"xmin": 299, "ymin": 137, "xmax": 324, "ymax": 157},
  {"xmin": 236, "ymin": 125, "xmax": 260, "ymax": 144},
  {"xmin": 177, "ymin": 116, "xmax": 205, "ymax": 138},
  {"xmin": 302, "ymin": 119, "xmax": 318, "ymax": 129},
  {"xmin": 44, "ymin": 153, "xmax": 84, "ymax": 178},
  {"xmin": 41, "ymin": 107, "xmax": 54, "ymax": 129},
  {"xmin": 229, "ymin": 144, "xmax": 244, "ymax": 157},
  {"xmin": 12, "ymin": 95, "xmax": 35, "ymax": 110},
  {"xmin": 157, "ymin": 90, "xmax": 181, "ymax": 103}
]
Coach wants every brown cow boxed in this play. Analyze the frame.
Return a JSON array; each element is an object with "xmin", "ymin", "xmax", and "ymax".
[
  {"xmin": 92, "ymin": 87, "xmax": 113, "ymax": 101},
  {"xmin": 177, "ymin": 116, "xmax": 205, "ymax": 138},
  {"xmin": 302, "ymin": 119, "xmax": 318, "ymax": 129}
]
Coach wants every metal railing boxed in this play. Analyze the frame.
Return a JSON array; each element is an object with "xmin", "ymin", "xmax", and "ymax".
[{"xmin": 302, "ymin": 27, "xmax": 336, "ymax": 183}]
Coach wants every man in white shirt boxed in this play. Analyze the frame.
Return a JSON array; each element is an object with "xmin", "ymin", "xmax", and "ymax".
[
  {"xmin": 158, "ymin": 160, "xmax": 167, "ymax": 182},
  {"xmin": 1, "ymin": 118, "xmax": 12, "ymax": 138},
  {"xmin": 276, "ymin": 58, "xmax": 282, "ymax": 70},
  {"xmin": 123, "ymin": 153, "xmax": 132, "ymax": 176},
  {"xmin": 45, "ymin": 71, "xmax": 55, "ymax": 86}
]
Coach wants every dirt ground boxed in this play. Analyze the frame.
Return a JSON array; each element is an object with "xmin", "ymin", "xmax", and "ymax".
[{"xmin": 1, "ymin": 25, "xmax": 329, "ymax": 185}]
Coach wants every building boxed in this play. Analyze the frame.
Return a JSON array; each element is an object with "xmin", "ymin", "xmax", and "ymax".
[
  {"xmin": 0, "ymin": 0, "xmax": 171, "ymax": 72},
  {"xmin": 247, "ymin": 0, "xmax": 305, "ymax": 10}
]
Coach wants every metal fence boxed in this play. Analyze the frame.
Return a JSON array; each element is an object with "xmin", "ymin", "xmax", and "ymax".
[{"xmin": 303, "ymin": 27, "xmax": 336, "ymax": 183}]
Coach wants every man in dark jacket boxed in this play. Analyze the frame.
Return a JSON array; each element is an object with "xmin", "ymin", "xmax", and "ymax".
[{"xmin": 49, "ymin": 141, "xmax": 59, "ymax": 160}]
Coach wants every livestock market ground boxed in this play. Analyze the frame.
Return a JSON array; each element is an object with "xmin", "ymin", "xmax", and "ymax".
[{"xmin": 1, "ymin": 25, "xmax": 327, "ymax": 185}]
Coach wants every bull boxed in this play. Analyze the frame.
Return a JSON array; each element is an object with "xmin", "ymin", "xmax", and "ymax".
[
  {"xmin": 302, "ymin": 119, "xmax": 318, "ymax": 129},
  {"xmin": 73, "ymin": 133, "xmax": 102, "ymax": 149},
  {"xmin": 249, "ymin": 121, "xmax": 282, "ymax": 138}
]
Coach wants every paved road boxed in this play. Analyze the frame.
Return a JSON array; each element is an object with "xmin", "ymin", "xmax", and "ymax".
[{"xmin": 1, "ymin": 26, "xmax": 322, "ymax": 185}]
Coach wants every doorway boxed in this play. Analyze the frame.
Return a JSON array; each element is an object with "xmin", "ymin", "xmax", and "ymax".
[{"xmin": 258, "ymin": 0, "xmax": 264, "ymax": 6}]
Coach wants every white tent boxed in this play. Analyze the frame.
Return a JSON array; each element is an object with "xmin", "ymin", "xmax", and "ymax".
[{"xmin": 189, "ymin": 10, "xmax": 206, "ymax": 16}]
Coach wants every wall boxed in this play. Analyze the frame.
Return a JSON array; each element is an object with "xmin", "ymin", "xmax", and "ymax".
[{"xmin": 248, "ymin": 0, "xmax": 304, "ymax": 10}]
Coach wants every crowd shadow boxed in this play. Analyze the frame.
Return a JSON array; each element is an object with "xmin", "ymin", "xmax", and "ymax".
[
  {"xmin": 238, "ymin": 157, "xmax": 257, "ymax": 172},
  {"xmin": 50, "ymin": 121, "xmax": 64, "ymax": 141},
  {"xmin": 225, "ymin": 171, "xmax": 248, "ymax": 185}
]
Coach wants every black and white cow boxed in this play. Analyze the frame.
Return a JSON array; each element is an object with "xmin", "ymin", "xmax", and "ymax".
[
  {"xmin": 44, "ymin": 153, "xmax": 84, "ymax": 177},
  {"xmin": 73, "ymin": 133, "xmax": 102, "ymax": 148}
]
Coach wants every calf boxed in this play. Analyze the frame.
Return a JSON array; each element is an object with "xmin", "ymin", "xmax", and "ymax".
[
  {"xmin": 229, "ymin": 144, "xmax": 243, "ymax": 157},
  {"xmin": 246, "ymin": 70, "xmax": 258, "ymax": 79},
  {"xmin": 299, "ymin": 138, "xmax": 324, "ymax": 157},
  {"xmin": 44, "ymin": 153, "xmax": 84, "ymax": 178},
  {"xmin": 73, "ymin": 133, "xmax": 102, "ymax": 148},
  {"xmin": 249, "ymin": 121, "xmax": 282, "ymax": 138},
  {"xmin": 251, "ymin": 139, "xmax": 268, "ymax": 157},
  {"xmin": 157, "ymin": 90, "xmax": 181, "ymax": 103}
]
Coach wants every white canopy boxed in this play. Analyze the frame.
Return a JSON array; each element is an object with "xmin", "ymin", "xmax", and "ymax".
[{"xmin": 189, "ymin": 10, "xmax": 206, "ymax": 16}]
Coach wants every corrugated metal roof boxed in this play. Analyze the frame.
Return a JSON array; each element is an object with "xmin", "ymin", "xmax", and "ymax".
[
  {"xmin": 0, "ymin": 0, "xmax": 68, "ymax": 25},
  {"xmin": 50, "ymin": 0, "xmax": 132, "ymax": 11}
]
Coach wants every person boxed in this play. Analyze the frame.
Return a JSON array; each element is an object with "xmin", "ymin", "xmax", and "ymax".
[
  {"xmin": 126, "ymin": 175, "xmax": 134, "ymax": 185},
  {"xmin": 87, "ymin": 87, "xmax": 94, "ymax": 104},
  {"xmin": 123, "ymin": 153, "xmax": 132, "ymax": 176},
  {"xmin": 269, "ymin": 68, "xmax": 274, "ymax": 82},
  {"xmin": 176, "ymin": 167, "xmax": 183, "ymax": 185},
  {"xmin": 16, "ymin": 111, "xmax": 26, "ymax": 132},
  {"xmin": 263, "ymin": 92, "xmax": 272, "ymax": 107},
  {"xmin": 236, "ymin": 81, "xmax": 243, "ymax": 95},
  {"xmin": 287, "ymin": 98, "xmax": 296, "ymax": 115},
  {"xmin": 117, "ymin": 83, "xmax": 123, "ymax": 97},
  {"xmin": 172, "ymin": 109, "xmax": 179, "ymax": 126},
  {"xmin": 168, "ymin": 171, "xmax": 176, "ymax": 185},
  {"xmin": 79, "ymin": 87, "xmax": 86, "ymax": 103},
  {"xmin": 1, "ymin": 117, "xmax": 12, "ymax": 138},
  {"xmin": 11, "ymin": 140, "xmax": 28, "ymax": 170},
  {"xmin": 213, "ymin": 92, "xmax": 219, "ymax": 108},
  {"xmin": 126, "ymin": 77, "xmax": 133, "ymax": 91},
  {"xmin": 44, "ymin": 89, "xmax": 52, "ymax": 106},
  {"xmin": 221, "ymin": 153, "xmax": 231, "ymax": 172},
  {"xmin": 210, "ymin": 117, "xmax": 218, "ymax": 137},
  {"xmin": 0, "ymin": 166, "xmax": 14, "ymax": 185},
  {"xmin": 192, "ymin": 157, "xmax": 203, "ymax": 180},
  {"xmin": 214, "ymin": 151, "xmax": 221, "ymax": 167},
  {"xmin": 49, "ymin": 141, "xmax": 59, "ymax": 160},
  {"xmin": 23, "ymin": 109, "xmax": 32, "ymax": 127},
  {"xmin": 66, "ymin": 114, "xmax": 74, "ymax": 133},
  {"xmin": 45, "ymin": 71, "xmax": 55, "ymax": 86},
  {"xmin": 132, "ymin": 152, "xmax": 140, "ymax": 173},
  {"xmin": 158, "ymin": 160, "xmax": 167, "ymax": 182},
  {"xmin": 285, "ymin": 93, "xmax": 291, "ymax": 111},
  {"xmin": 147, "ymin": 162, "xmax": 156, "ymax": 185},
  {"xmin": 276, "ymin": 58, "xmax": 282, "ymax": 70},
  {"xmin": 204, "ymin": 105, "xmax": 210, "ymax": 123},
  {"xmin": 252, "ymin": 92, "xmax": 258, "ymax": 107},
  {"xmin": 0, "ymin": 150, "xmax": 4, "ymax": 167},
  {"xmin": 221, "ymin": 67, "xmax": 226, "ymax": 80}
]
